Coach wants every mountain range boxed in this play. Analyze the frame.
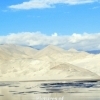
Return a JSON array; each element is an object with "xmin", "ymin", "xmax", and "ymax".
[{"xmin": 0, "ymin": 44, "xmax": 100, "ymax": 81}]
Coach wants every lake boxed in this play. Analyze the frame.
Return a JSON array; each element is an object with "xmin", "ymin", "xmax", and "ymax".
[{"xmin": 0, "ymin": 80, "xmax": 100, "ymax": 100}]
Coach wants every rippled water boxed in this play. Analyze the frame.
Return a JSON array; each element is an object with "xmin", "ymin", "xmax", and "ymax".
[{"xmin": 0, "ymin": 80, "xmax": 100, "ymax": 100}]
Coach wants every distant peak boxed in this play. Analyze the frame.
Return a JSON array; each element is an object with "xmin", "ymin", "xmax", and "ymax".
[
  {"xmin": 44, "ymin": 45, "xmax": 65, "ymax": 51},
  {"xmin": 67, "ymin": 48, "xmax": 78, "ymax": 52},
  {"xmin": 46, "ymin": 45, "xmax": 58, "ymax": 48},
  {"xmin": 37, "ymin": 45, "xmax": 66, "ymax": 54}
]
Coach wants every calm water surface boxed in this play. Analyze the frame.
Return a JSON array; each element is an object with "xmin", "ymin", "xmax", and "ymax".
[{"xmin": 0, "ymin": 80, "xmax": 100, "ymax": 100}]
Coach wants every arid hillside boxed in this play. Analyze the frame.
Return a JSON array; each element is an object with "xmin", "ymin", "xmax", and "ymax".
[{"xmin": 0, "ymin": 44, "xmax": 100, "ymax": 81}]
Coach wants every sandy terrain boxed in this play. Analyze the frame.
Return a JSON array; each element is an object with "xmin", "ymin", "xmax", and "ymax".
[{"xmin": 0, "ymin": 44, "xmax": 100, "ymax": 81}]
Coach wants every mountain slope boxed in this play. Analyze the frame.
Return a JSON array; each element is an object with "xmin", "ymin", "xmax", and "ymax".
[
  {"xmin": 0, "ymin": 44, "xmax": 38, "ymax": 59},
  {"xmin": 0, "ymin": 59, "xmax": 99, "ymax": 81},
  {"xmin": 70, "ymin": 54, "xmax": 100, "ymax": 76},
  {"xmin": 0, "ymin": 44, "xmax": 99, "ymax": 81}
]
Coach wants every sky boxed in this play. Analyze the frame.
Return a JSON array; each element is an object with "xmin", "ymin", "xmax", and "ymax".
[{"xmin": 0, "ymin": 0, "xmax": 100, "ymax": 50}]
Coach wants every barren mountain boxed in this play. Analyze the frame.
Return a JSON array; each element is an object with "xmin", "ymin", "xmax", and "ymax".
[
  {"xmin": 34, "ymin": 45, "xmax": 89, "ymax": 62},
  {"xmin": 0, "ymin": 44, "xmax": 99, "ymax": 81},
  {"xmin": 0, "ymin": 44, "xmax": 38, "ymax": 59},
  {"xmin": 34, "ymin": 45, "xmax": 67, "ymax": 58},
  {"xmin": 0, "ymin": 59, "xmax": 99, "ymax": 81},
  {"xmin": 70, "ymin": 54, "xmax": 100, "ymax": 76}
]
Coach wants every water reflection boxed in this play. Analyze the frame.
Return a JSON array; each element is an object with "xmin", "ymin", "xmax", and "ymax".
[{"xmin": 0, "ymin": 80, "xmax": 100, "ymax": 100}]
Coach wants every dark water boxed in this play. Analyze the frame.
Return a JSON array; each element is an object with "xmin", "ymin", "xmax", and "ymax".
[{"xmin": 0, "ymin": 80, "xmax": 100, "ymax": 100}]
